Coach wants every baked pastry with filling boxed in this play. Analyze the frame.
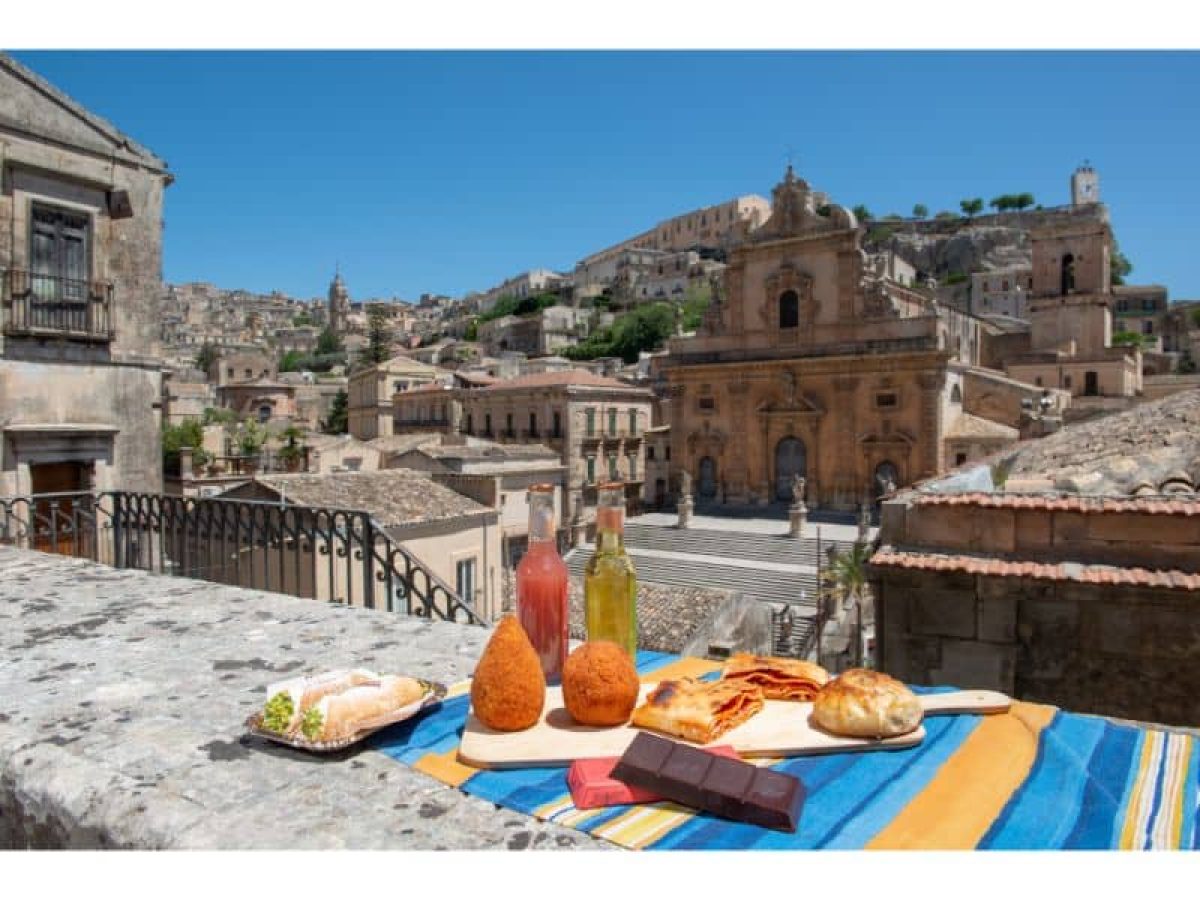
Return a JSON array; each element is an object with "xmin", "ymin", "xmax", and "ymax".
[
  {"xmin": 721, "ymin": 653, "xmax": 829, "ymax": 701},
  {"xmin": 810, "ymin": 668, "xmax": 923, "ymax": 739},
  {"xmin": 631, "ymin": 677, "xmax": 764, "ymax": 744}
]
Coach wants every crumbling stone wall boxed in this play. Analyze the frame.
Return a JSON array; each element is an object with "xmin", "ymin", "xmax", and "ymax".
[{"xmin": 875, "ymin": 569, "xmax": 1200, "ymax": 726}]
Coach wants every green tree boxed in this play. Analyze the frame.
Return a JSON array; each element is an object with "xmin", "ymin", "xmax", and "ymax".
[
  {"xmin": 316, "ymin": 327, "xmax": 343, "ymax": 356},
  {"xmin": 363, "ymin": 306, "xmax": 393, "ymax": 365},
  {"xmin": 464, "ymin": 318, "xmax": 479, "ymax": 341},
  {"xmin": 989, "ymin": 195, "xmax": 1015, "ymax": 212},
  {"xmin": 293, "ymin": 312, "xmax": 312, "ymax": 327},
  {"xmin": 830, "ymin": 542, "xmax": 872, "ymax": 610},
  {"xmin": 279, "ymin": 350, "xmax": 304, "ymax": 372},
  {"xmin": 237, "ymin": 420, "xmax": 267, "ymax": 457},
  {"xmin": 680, "ymin": 281, "xmax": 714, "ymax": 332},
  {"xmin": 851, "ymin": 204, "xmax": 873, "ymax": 222},
  {"xmin": 1111, "ymin": 240, "xmax": 1133, "ymax": 286},
  {"xmin": 960, "ymin": 198, "xmax": 984, "ymax": 218},
  {"xmin": 912, "ymin": 203, "xmax": 929, "ymax": 219},
  {"xmin": 162, "ymin": 418, "xmax": 204, "ymax": 474},
  {"xmin": 563, "ymin": 302, "xmax": 676, "ymax": 363},
  {"xmin": 194, "ymin": 342, "xmax": 219, "ymax": 374},
  {"xmin": 1014, "ymin": 192, "xmax": 1036, "ymax": 211},
  {"xmin": 1191, "ymin": 308, "xmax": 1200, "ymax": 329},
  {"xmin": 935, "ymin": 210, "xmax": 958, "ymax": 220},
  {"xmin": 276, "ymin": 424, "xmax": 307, "ymax": 471},
  {"xmin": 201, "ymin": 406, "xmax": 237, "ymax": 427},
  {"xmin": 1112, "ymin": 330, "xmax": 1146, "ymax": 349},
  {"xmin": 323, "ymin": 389, "xmax": 349, "ymax": 434}
]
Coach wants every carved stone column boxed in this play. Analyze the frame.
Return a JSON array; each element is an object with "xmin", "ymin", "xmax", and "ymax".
[
  {"xmin": 917, "ymin": 370, "xmax": 944, "ymax": 479},
  {"xmin": 832, "ymin": 375, "xmax": 860, "ymax": 509}
]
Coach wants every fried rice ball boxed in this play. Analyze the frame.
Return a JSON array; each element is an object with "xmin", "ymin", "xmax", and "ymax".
[
  {"xmin": 562, "ymin": 641, "xmax": 640, "ymax": 726},
  {"xmin": 470, "ymin": 615, "xmax": 546, "ymax": 732}
]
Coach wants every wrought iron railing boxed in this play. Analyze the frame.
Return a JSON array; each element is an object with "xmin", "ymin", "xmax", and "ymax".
[
  {"xmin": 2, "ymin": 269, "xmax": 115, "ymax": 341},
  {"xmin": 0, "ymin": 491, "xmax": 483, "ymax": 626}
]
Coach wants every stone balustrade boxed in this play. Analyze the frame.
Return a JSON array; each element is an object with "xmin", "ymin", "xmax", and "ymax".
[{"xmin": 0, "ymin": 546, "xmax": 602, "ymax": 850}]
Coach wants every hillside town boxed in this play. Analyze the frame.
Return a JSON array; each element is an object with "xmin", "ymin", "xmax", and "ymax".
[{"xmin": 2, "ymin": 48, "xmax": 1200, "ymax": 853}]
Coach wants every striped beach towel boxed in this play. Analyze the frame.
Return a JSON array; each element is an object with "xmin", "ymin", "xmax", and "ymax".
[{"xmin": 370, "ymin": 652, "xmax": 1200, "ymax": 850}]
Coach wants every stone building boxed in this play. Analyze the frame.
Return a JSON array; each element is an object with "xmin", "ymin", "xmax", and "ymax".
[
  {"xmin": 1002, "ymin": 208, "xmax": 1142, "ymax": 399},
  {"xmin": 661, "ymin": 166, "xmax": 1004, "ymax": 510},
  {"xmin": 391, "ymin": 438, "xmax": 566, "ymax": 566},
  {"xmin": 970, "ymin": 267, "xmax": 1033, "ymax": 319},
  {"xmin": 1111, "ymin": 284, "xmax": 1168, "ymax": 349},
  {"xmin": 161, "ymin": 372, "xmax": 214, "ymax": 426},
  {"xmin": 456, "ymin": 370, "xmax": 654, "ymax": 525},
  {"xmin": 207, "ymin": 349, "xmax": 277, "ymax": 388},
  {"xmin": 347, "ymin": 354, "xmax": 444, "ymax": 440},
  {"xmin": 221, "ymin": 469, "xmax": 504, "ymax": 621},
  {"xmin": 870, "ymin": 388, "xmax": 1200, "ymax": 727},
  {"xmin": 0, "ymin": 53, "xmax": 172, "ymax": 496}
]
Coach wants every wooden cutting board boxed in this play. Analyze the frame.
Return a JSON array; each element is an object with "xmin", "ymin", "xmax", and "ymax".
[{"xmin": 457, "ymin": 683, "xmax": 1010, "ymax": 769}]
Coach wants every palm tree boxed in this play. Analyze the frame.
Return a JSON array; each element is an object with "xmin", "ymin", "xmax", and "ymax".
[{"xmin": 830, "ymin": 541, "xmax": 874, "ymax": 666}]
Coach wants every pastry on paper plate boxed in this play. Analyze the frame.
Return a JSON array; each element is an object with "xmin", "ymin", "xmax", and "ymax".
[
  {"xmin": 631, "ymin": 677, "xmax": 764, "ymax": 744},
  {"xmin": 810, "ymin": 668, "xmax": 923, "ymax": 739},
  {"xmin": 720, "ymin": 653, "xmax": 830, "ymax": 701},
  {"xmin": 260, "ymin": 670, "xmax": 426, "ymax": 741}
]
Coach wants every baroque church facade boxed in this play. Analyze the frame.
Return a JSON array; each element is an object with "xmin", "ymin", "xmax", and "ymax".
[{"xmin": 662, "ymin": 167, "xmax": 998, "ymax": 510}]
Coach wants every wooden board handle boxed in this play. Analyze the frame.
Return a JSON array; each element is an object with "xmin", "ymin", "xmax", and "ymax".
[{"xmin": 918, "ymin": 690, "xmax": 1011, "ymax": 716}]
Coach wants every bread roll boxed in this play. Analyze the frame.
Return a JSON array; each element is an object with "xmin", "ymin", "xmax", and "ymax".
[{"xmin": 811, "ymin": 668, "xmax": 923, "ymax": 739}]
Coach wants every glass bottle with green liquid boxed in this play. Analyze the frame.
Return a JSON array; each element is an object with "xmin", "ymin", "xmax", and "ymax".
[{"xmin": 584, "ymin": 482, "xmax": 637, "ymax": 658}]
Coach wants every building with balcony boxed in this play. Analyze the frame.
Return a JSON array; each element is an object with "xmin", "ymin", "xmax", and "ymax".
[
  {"xmin": 0, "ymin": 53, "xmax": 172, "ymax": 496},
  {"xmin": 347, "ymin": 354, "xmax": 444, "ymax": 440},
  {"xmin": 457, "ymin": 370, "xmax": 653, "ymax": 525}
]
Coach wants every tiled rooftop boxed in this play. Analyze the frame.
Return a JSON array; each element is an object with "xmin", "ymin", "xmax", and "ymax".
[
  {"xmin": 871, "ymin": 548, "xmax": 1200, "ymax": 591},
  {"xmin": 913, "ymin": 492, "xmax": 1200, "ymax": 516},
  {"xmin": 480, "ymin": 370, "xmax": 648, "ymax": 393},
  {"xmin": 251, "ymin": 470, "xmax": 490, "ymax": 527}
]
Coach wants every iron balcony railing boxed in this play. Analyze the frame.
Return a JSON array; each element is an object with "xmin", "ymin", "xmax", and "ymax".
[
  {"xmin": 0, "ymin": 491, "xmax": 483, "ymax": 626},
  {"xmin": 2, "ymin": 269, "xmax": 115, "ymax": 341}
]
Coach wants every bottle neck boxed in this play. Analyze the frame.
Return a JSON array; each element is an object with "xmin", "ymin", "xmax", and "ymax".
[
  {"xmin": 596, "ymin": 526, "xmax": 624, "ymax": 553},
  {"xmin": 528, "ymin": 495, "xmax": 557, "ymax": 543}
]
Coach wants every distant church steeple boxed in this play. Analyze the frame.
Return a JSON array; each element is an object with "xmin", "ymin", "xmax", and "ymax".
[{"xmin": 328, "ymin": 267, "xmax": 350, "ymax": 334}]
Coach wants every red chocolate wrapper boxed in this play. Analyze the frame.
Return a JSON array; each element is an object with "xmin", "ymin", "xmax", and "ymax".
[{"xmin": 567, "ymin": 745, "xmax": 741, "ymax": 809}]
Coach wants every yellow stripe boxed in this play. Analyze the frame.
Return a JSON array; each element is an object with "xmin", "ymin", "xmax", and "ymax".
[
  {"xmin": 447, "ymin": 680, "xmax": 471, "ymax": 699},
  {"xmin": 640, "ymin": 656, "xmax": 722, "ymax": 683},
  {"xmin": 1119, "ymin": 731, "xmax": 1160, "ymax": 850},
  {"xmin": 1152, "ymin": 734, "xmax": 1190, "ymax": 849},
  {"xmin": 413, "ymin": 747, "xmax": 478, "ymax": 788},
  {"xmin": 534, "ymin": 796, "xmax": 575, "ymax": 821},
  {"xmin": 866, "ymin": 701, "xmax": 1056, "ymax": 850},
  {"xmin": 592, "ymin": 802, "xmax": 694, "ymax": 849}
]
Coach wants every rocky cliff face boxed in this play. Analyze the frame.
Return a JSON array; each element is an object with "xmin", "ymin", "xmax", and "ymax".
[{"xmin": 868, "ymin": 223, "xmax": 1031, "ymax": 279}]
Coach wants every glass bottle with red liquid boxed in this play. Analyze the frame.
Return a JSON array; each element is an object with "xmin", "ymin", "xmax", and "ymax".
[{"xmin": 515, "ymin": 484, "xmax": 568, "ymax": 684}]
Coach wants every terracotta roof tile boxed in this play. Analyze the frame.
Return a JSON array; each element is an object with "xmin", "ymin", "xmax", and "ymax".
[
  {"xmin": 914, "ymin": 492, "xmax": 1200, "ymax": 516},
  {"xmin": 481, "ymin": 370, "xmax": 649, "ymax": 393},
  {"xmin": 871, "ymin": 548, "xmax": 1200, "ymax": 591}
]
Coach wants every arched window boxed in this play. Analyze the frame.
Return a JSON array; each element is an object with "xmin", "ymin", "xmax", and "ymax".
[
  {"xmin": 1061, "ymin": 253, "xmax": 1076, "ymax": 296},
  {"xmin": 950, "ymin": 384, "xmax": 962, "ymax": 404},
  {"xmin": 779, "ymin": 290, "xmax": 800, "ymax": 329}
]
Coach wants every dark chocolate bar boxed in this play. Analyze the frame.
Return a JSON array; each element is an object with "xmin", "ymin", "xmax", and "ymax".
[{"xmin": 611, "ymin": 732, "xmax": 804, "ymax": 833}]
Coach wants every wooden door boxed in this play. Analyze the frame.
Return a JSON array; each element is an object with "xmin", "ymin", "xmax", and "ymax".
[{"xmin": 30, "ymin": 462, "xmax": 88, "ymax": 555}]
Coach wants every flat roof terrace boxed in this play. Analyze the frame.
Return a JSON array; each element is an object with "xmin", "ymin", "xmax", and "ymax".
[{"xmin": 0, "ymin": 547, "xmax": 601, "ymax": 850}]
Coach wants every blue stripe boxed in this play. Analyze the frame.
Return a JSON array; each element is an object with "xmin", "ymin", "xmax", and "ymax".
[
  {"xmin": 1186, "ymin": 738, "xmax": 1200, "ymax": 850},
  {"xmin": 1061, "ymin": 720, "xmax": 1141, "ymax": 849},
  {"xmin": 817, "ymin": 715, "xmax": 981, "ymax": 849},
  {"xmin": 978, "ymin": 711, "xmax": 1110, "ymax": 849},
  {"xmin": 1140, "ymin": 735, "xmax": 1171, "ymax": 849}
]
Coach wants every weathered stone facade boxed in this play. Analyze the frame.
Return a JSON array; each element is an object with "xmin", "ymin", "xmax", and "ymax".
[
  {"xmin": 872, "ymin": 389, "xmax": 1200, "ymax": 727},
  {"xmin": 0, "ymin": 54, "xmax": 171, "ymax": 495},
  {"xmin": 662, "ymin": 167, "xmax": 1000, "ymax": 510}
]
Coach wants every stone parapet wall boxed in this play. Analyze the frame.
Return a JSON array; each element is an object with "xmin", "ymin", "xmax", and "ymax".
[
  {"xmin": 875, "ymin": 567, "xmax": 1200, "ymax": 727},
  {"xmin": 0, "ymin": 547, "xmax": 599, "ymax": 850}
]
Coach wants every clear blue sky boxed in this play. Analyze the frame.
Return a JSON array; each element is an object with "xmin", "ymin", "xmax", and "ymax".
[{"xmin": 12, "ymin": 51, "xmax": 1200, "ymax": 301}]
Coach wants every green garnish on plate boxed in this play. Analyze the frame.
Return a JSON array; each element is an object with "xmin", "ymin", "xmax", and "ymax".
[
  {"xmin": 263, "ymin": 692, "xmax": 295, "ymax": 734},
  {"xmin": 301, "ymin": 707, "xmax": 324, "ymax": 741}
]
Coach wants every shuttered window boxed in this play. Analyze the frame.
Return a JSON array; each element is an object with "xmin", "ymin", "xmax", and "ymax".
[{"xmin": 31, "ymin": 203, "xmax": 91, "ymax": 303}]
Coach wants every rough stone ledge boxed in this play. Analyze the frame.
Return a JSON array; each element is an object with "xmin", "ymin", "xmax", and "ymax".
[{"xmin": 0, "ymin": 547, "xmax": 606, "ymax": 850}]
